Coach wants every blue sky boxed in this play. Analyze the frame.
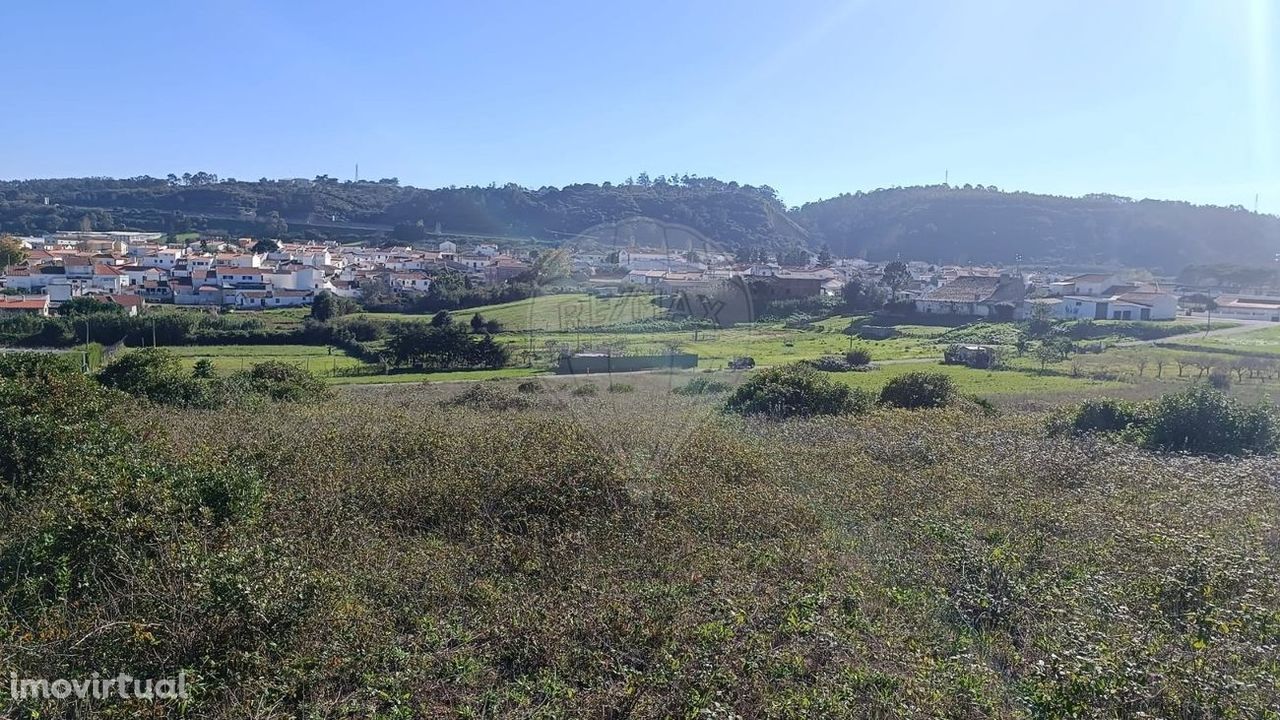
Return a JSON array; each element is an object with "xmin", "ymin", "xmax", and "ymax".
[{"xmin": 2, "ymin": 0, "xmax": 1277, "ymax": 211}]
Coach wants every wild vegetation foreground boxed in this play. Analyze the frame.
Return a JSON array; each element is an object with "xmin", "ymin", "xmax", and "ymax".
[{"xmin": 2, "ymin": 368, "xmax": 1277, "ymax": 718}]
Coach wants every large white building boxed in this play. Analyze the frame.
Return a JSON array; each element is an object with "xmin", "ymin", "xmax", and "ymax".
[
  {"xmin": 1045, "ymin": 273, "xmax": 1178, "ymax": 321},
  {"xmin": 1213, "ymin": 296, "xmax": 1280, "ymax": 322}
]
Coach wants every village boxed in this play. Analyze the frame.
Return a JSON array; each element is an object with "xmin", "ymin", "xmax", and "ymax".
[{"xmin": 2, "ymin": 229, "xmax": 1273, "ymax": 325}]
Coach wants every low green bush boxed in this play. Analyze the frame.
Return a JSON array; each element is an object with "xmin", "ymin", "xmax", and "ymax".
[
  {"xmin": 516, "ymin": 380, "xmax": 545, "ymax": 394},
  {"xmin": 845, "ymin": 348, "xmax": 873, "ymax": 367},
  {"xmin": 240, "ymin": 360, "xmax": 331, "ymax": 403},
  {"xmin": 441, "ymin": 383, "xmax": 534, "ymax": 411},
  {"xmin": 1143, "ymin": 385, "xmax": 1278, "ymax": 455},
  {"xmin": 878, "ymin": 371, "xmax": 958, "ymax": 409},
  {"xmin": 94, "ymin": 350, "xmax": 331, "ymax": 408},
  {"xmin": 96, "ymin": 348, "xmax": 209, "ymax": 407},
  {"xmin": 192, "ymin": 358, "xmax": 216, "ymax": 379},
  {"xmin": 674, "ymin": 377, "xmax": 733, "ymax": 396},
  {"xmin": 724, "ymin": 363, "xmax": 871, "ymax": 418},
  {"xmin": 1058, "ymin": 386, "xmax": 1279, "ymax": 456},
  {"xmin": 803, "ymin": 354, "xmax": 874, "ymax": 372},
  {"xmin": 1069, "ymin": 398, "xmax": 1148, "ymax": 435}
]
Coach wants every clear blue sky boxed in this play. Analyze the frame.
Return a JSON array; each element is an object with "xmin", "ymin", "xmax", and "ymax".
[{"xmin": 2, "ymin": 0, "xmax": 1277, "ymax": 211}]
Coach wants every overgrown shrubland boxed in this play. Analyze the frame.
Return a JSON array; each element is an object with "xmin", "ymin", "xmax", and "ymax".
[{"xmin": 2, "ymin": 374, "xmax": 1278, "ymax": 717}]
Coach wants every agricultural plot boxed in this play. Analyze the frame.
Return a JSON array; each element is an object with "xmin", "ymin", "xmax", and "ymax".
[
  {"xmin": 503, "ymin": 318, "xmax": 951, "ymax": 368},
  {"xmin": 167, "ymin": 344, "xmax": 364, "ymax": 376},
  {"xmin": 351, "ymin": 293, "xmax": 665, "ymax": 332}
]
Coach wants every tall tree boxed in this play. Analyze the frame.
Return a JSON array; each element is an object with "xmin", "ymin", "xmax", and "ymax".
[
  {"xmin": 881, "ymin": 261, "xmax": 911, "ymax": 299},
  {"xmin": 817, "ymin": 244, "xmax": 832, "ymax": 266},
  {"xmin": 0, "ymin": 236, "xmax": 28, "ymax": 270},
  {"xmin": 252, "ymin": 238, "xmax": 280, "ymax": 254},
  {"xmin": 310, "ymin": 291, "xmax": 337, "ymax": 322}
]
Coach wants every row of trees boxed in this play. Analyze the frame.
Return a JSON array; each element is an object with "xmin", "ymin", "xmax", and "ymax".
[{"xmin": 0, "ymin": 307, "xmax": 273, "ymax": 348}]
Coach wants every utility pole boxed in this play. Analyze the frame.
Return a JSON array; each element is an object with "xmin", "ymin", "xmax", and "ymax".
[{"xmin": 82, "ymin": 316, "xmax": 91, "ymax": 373}]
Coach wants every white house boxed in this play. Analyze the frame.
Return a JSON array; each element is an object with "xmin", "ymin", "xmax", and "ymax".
[
  {"xmin": 1051, "ymin": 273, "xmax": 1123, "ymax": 297},
  {"xmin": 1, "ymin": 267, "xmax": 55, "ymax": 292},
  {"xmin": 140, "ymin": 248, "xmax": 185, "ymax": 269},
  {"xmin": 624, "ymin": 269, "xmax": 669, "ymax": 285},
  {"xmin": 232, "ymin": 288, "xmax": 313, "ymax": 309},
  {"xmin": 213, "ymin": 252, "xmax": 263, "ymax": 268},
  {"xmin": 121, "ymin": 266, "xmax": 166, "ymax": 287},
  {"xmin": 1213, "ymin": 296, "xmax": 1280, "ymax": 322},
  {"xmin": 1052, "ymin": 290, "xmax": 1177, "ymax": 321},
  {"xmin": 456, "ymin": 254, "xmax": 493, "ymax": 271},
  {"xmin": 390, "ymin": 272, "xmax": 432, "ymax": 293}
]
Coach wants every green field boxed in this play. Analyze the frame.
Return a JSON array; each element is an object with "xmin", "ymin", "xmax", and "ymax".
[
  {"xmin": 353, "ymin": 292, "xmax": 666, "ymax": 333},
  {"xmin": 494, "ymin": 318, "xmax": 952, "ymax": 368},
  {"xmin": 149, "ymin": 297, "xmax": 1280, "ymax": 400},
  {"xmin": 1183, "ymin": 323, "xmax": 1280, "ymax": 354},
  {"xmin": 168, "ymin": 344, "xmax": 364, "ymax": 376}
]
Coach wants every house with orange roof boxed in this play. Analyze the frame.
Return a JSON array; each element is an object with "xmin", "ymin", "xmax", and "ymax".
[{"xmin": 0, "ymin": 295, "xmax": 51, "ymax": 316}]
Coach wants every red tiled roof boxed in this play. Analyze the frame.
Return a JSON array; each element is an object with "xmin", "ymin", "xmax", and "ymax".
[
  {"xmin": 0, "ymin": 298, "xmax": 49, "ymax": 310},
  {"xmin": 105, "ymin": 294, "xmax": 144, "ymax": 307}
]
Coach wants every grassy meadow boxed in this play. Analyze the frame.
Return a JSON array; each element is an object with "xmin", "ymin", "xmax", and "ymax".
[
  {"xmin": 347, "ymin": 292, "xmax": 667, "ymax": 333},
  {"xmin": 167, "ymin": 344, "xmax": 365, "ymax": 376}
]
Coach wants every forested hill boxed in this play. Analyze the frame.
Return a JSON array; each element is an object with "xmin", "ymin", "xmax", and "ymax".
[
  {"xmin": 794, "ymin": 186, "xmax": 1280, "ymax": 271},
  {"xmin": 2, "ymin": 175, "xmax": 1277, "ymax": 270},
  {"xmin": 0, "ymin": 175, "xmax": 805, "ymax": 253}
]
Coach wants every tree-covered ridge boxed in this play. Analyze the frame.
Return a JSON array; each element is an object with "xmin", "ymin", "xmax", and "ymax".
[
  {"xmin": 3, "ymin": 175, "xmax": 1279, "ymax": 269},
  {"xmin": 0, "ymin": 174, "xmax": 803, "ymax": 253},
  {"xmin": 794, "ymin": 185, "xmax": 1280, "ymax": 271}
]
